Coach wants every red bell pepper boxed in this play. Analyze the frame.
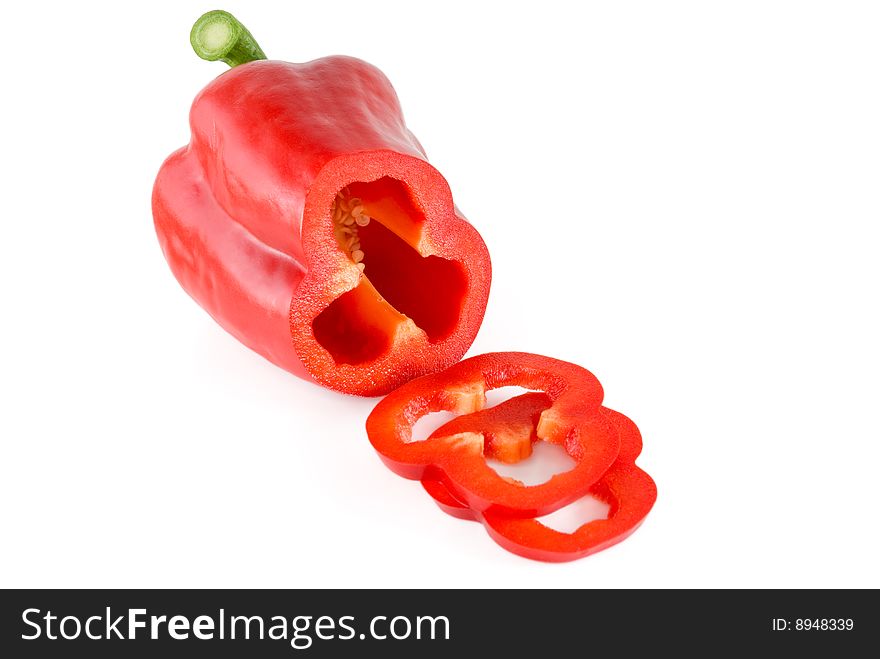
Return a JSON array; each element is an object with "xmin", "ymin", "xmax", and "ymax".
[
  {"xmin": 422, "ymin": 406, "xmax": 657, "ymax": 562},
  {"xmin": 152, "ymin": 11, "xmax": 491, "ymax": 395},
  {"xmin": 366, "ymin": 353, "xmax": 621, "ymax": 517}
]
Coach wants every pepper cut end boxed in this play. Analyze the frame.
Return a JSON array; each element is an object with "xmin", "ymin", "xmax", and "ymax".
[
  {"xmin": 439, "ymin": 432, "xmax": 485, "ymax": 455},
  {"xmin": 291, "ymin": 151, "xmax": 492, "ymax": 396},
  {"xmin": 441, "ymin": 382, "xmax": 486, "ymax": 415},
  {"xmin": 536, "ymin": 408, "xmax": 566, "ymax": 444}
]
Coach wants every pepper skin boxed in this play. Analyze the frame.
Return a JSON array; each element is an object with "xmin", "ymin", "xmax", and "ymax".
[
  {"xmin": 366, "ymin": 353, "xmax": 621, "ymax": 517},
  {"xmin": 422, "ymin": 406, "xmax": 657, "ymax": 562},
  {"xmin": 153, "ymin": 13, "xmax": 491, "ymax": 396}
]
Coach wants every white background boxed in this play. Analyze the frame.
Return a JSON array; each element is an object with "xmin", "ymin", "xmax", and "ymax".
[{"xmin": 2, "ymin": 1, "xmax": 878, "ymax": 588}]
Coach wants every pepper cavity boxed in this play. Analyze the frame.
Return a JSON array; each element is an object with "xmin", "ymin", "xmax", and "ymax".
[
  {"xmin": 332, "ymin": 188, "xmax": 372, "ymax": 271},
  {"xmin": 312, "ymin": 178, "xmax": 470, "ymax": 367}
]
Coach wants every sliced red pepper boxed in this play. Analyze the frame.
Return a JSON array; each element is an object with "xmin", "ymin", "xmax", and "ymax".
[
  {"xmin": 421, "ymin": 391, "xmax": 553, "ymax": 520},
  {"xmin": 366, "ymin": 353, "xmax": 621, "ymax": 517},
  {"xmin": 428, "ymin": 391, "xmax": 554, "ymax": 464},
  {"xmin": 422, "ymin": 407, "xmax": 657, "ymax": 562},
  {"xmin": 152, "ymin": 11, "xmax": 491, "ymax": 395}
]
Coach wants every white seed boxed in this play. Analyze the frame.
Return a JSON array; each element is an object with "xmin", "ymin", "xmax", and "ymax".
[{"xmin": 334, "ymin": 191, "xmax": 370, "ymax": 265}]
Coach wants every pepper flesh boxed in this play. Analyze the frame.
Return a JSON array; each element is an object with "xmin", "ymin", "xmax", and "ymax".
[
  {"xmin": 422, "ymin": 406, "xmax": 657, "ymax": 562},
  {"xmin": 366, "ymin": 353, "xmax": 621, "ymax": 517},
  {"xmin": 429, "ymin": 391, "xmax": 553, "ymax": 464},
  {"xmin": 153, "ymin": 14, "xmax": 491, "ymax": 396}
]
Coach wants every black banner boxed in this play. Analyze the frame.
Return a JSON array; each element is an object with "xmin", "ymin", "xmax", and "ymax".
[{"xmin": 0, "ymin": 589, "xmax": 872, "ymax": 656}]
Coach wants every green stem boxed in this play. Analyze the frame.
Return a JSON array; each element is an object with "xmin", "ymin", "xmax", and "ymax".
[{"xmin": 190, "ymin": 10, "xmax": 266, "ymax": 68}]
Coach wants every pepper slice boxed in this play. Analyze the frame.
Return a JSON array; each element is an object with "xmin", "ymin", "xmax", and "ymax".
[
  {"xmin": 152, "ymin": 11, "xmax": 491, "ymax": 396},
  {"xmin": 422, "ymin": 407, "xmax": 657, "ymax": 562},
  {"xmin": 366, "ymin": 353, "xmax": 620, "ymax": 517}
]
